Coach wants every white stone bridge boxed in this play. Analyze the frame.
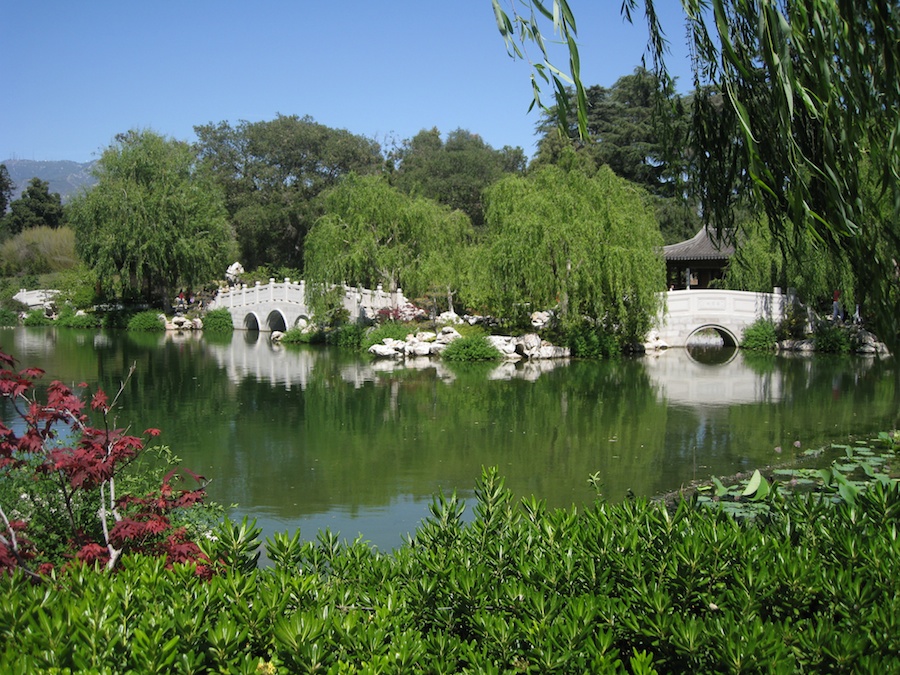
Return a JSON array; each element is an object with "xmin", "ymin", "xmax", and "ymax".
[
  {"xmin": 211, "ymin": 280, "xmax": 790, "ymax": 345},
  {"xmin": 655, "ymin": 289, "xmax": 790, "ymax": 347},
  {"xmin": 210, "ymin": 279, "xmax": 410, "ymax": 331}
]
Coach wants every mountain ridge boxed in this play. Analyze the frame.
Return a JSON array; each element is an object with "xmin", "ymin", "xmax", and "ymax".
[{"xmin": 2, "ymin": 159, "xmax": 98, "ymax": 203}]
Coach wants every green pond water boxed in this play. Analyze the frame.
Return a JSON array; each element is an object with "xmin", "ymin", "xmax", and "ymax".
[{"xmin": 3, "ymin": 326, "xmax": 897, "ymax": 550}]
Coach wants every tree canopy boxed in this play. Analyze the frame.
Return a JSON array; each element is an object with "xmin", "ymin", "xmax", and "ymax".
[
  {"xmin": 69, "ymin": 130, "xmax": 235, "ymax": 305},
  {"xmin": 194, "ymin": 115, "xmax": 383, "ymax": 270},
  {"xmin": 304, "ymin": 174, "xmax": 473, "ymax": 307},
  {"xmin": 494, "ymin": 0, "xmax": 900, "ymax": 347},
  {"xmin": 473, "ymin": 164, "xmax": 665, "ymax": 343},
  {"xmin": 533, "ymin": 68, "xmax": 698, "ymax": 243},
  {"xmin": 1, "ymin": 177, "xmax": 65, "ymax": 238},
  {"xmin": 389, "ymin": 128, "xmax": 526, "ymax": 227}
]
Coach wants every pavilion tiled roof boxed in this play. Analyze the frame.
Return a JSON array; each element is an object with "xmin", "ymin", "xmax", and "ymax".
[{"xmin": 663, "ymin": 227, "xmax": 735, "ymax": 261}]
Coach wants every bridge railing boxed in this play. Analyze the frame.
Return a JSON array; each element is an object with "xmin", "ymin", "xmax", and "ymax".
[
  {"xmin": 211, "ymin": 279, "xmax": 410, "ymax": 319},
  {"xmin": 214, "ymin": 279, "xmax": 307, "ymax": 309}
]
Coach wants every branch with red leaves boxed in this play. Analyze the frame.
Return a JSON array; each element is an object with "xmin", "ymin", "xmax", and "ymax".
[{"xmin": 0, "ymin": 349, "xmax": 211, "ymax": 577}]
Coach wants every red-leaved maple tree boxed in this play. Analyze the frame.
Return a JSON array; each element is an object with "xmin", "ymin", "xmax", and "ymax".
[{"xmin": 0, "ymin": 349, "xmax": 210, "ymax": 577}]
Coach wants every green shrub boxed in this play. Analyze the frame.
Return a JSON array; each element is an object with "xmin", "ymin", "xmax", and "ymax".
[
  {"xmin": 327, "ymin": 322, "xmax": 365, "ymax": 349},
  {"xmin": 202, "ymin": 307, "xmax": 234, "ymax": 335},
  {"xmin": 0, "ymin": 308, "xmax": 17, "ymax": 326},
  {"xmin": 741, "ymin": 318, "xmax": 778, "ymax": 350},
  {"xmin": 56, "ymin": 307, "xmax": 100, "ymax": 329},
  {"xmin": 22, "ymin": 308, "xmax": 52, "ymax": 326},
  {"xmin": 1, "ymin": 464, "xmax": 899, "ymax": 673},
  {"xmin": 361, "ymin": 322, "xmax": 416, "ymax": 351},
  {"xmin": 100, "ymin": 310, "xmax": 131, "ymax": 330},
  {"xmin": 51, "ymin": 264, "xmax": 100, "ymax": 310},
  {"xmin": 280, "ymin": 326, "xmax": 325, "ymax": 344},
  {"xmin": 126, "ymin": 310, "xmax": 165, "ymax": 332},
  {"xmin": 776, "ymin": 304, "xmax": 808, "ymax": 340},
  {"xmin": 566, "ymin": 321, "xmax": 621, "ymax": 359},
  {"xmin": 814, "ymin": 321, "xmax": 851, "ymax": 353},
  {"xmin": 441, "ymin": 335, "xmax": 502, "ymax": 362}
]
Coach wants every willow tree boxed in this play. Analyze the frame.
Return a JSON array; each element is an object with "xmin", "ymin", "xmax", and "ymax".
[
  {"xmin": 492, "ymin": 0, "xmax": 900, "ymax": 348},
  {"xmin": 69, "ymin": 130, "xmax": 235, "ymax": 305},
  {"xmin": 304, "ymin": 174, "xmax": 474, "ymax": 310},
  {"xmin": 473, "ymin": 164, "xmax": 665, "ymax": 343}
]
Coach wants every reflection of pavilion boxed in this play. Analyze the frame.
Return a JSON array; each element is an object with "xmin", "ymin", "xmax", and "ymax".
[{"xmin": 643, "ymin": 348, "xmax": 782, "ymax": 407}]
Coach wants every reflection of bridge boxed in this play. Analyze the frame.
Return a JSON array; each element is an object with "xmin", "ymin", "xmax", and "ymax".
[
  {"xmin": 210, "ymin": 279, "xmax": 409, "ymax": 331},
  {"xmin": 643, "ymin": 348, "xmax": 784, "ymax": 407},
  {"xmin": 656, "ymin": 289, "xmax": 789, "ymax": 347},
  {"xmin": 203, "ymin": 333, "xmax": 570, "ymax": 387}
]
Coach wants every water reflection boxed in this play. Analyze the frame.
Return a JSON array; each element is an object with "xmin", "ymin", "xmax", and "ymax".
[
  {"xmin": 204, "ymin": 332, "xmax": 571, "ymax": 388},
  {"xmin": 2, "ymin": 328, "xmax": 896, "ymax": 550},
  {"xmin": 645, "ymin": 348, "xmax": 782, "ymax": 407}
]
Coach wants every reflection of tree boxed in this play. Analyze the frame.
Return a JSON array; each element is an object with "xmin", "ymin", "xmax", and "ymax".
[
  {"xmin": 217, "ymin": 355, "xmax": 668, "ymax": 515},
  {"xmin": 8, "ymin": 329, "xmax": 897, "ymax": 533}
]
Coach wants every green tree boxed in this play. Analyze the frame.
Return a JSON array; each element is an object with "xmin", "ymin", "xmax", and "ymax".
[
  {"xmin": 472, "ymin": 164, "xmax": 665, "ymax": 342},
  {"xmin": 533, "ymin": 68, "xmax": 698, "ymax": 243},
  {"xmin": 69, "ymin": 129, "xmax": 235, "ymax": 306},
  {"xmin": 390, "ymin": 128, "xmax": 526, "ymax": 227},
  {"xmin": 721, "ymin": 215, "xmax": 855, "ymax": 312},
  {"xmin": 194, "ymin": 115, "xmax": 383, "ymax": 270},
  {"xmin": 493, "ymin": 0, "xmax": 900, "ymax": 348},
  {"xmin": 304, "ymin": 174, "xmax": 474, "ymax": 307},
  {"xmin": 0, "ymin": 164, "xmax": 13, "ymax": 217},
  {"xmin": 1, "ymin": 177, "xmax": 65, "ymax": 238},
  {"xmin": 535, "ymin": 69, "xmax": 687, "ymax": 195}
]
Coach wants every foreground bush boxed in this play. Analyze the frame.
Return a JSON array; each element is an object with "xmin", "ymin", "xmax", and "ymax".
[
  {"xmin": 813, "ymin": 320, "xmax": 852, "ymax": 353},
  {"xmin": 440, "ymin": 334, "xmax": 502, "ymax": 361},
  {"xmin": 21, "ymin": 308, "xmax": 51, "ymax": 326},
  {"xmin": 1, "ymin": 465, "xmax": 898, "ymax": 673},
  {"xmin": 566, "ymin": 320, "xmax": 620, "ymax": 359},
  {"xmin": 56, "ymin": 306, "xmax": 100, "ymax": 329},
  {"xmin": 361, "ymin": 321, "xmax": 416, "ymax": 351},
  {"xmin": 202, "ymin": 307, "xmax": 234, "ymax": 335},
  {"xmin": 126, "ymin": 310, "xmax": 165, "ymax": 332},
  {"xmin": 741, "ymin": 318, "xmax": 777, "ymax": 351}
]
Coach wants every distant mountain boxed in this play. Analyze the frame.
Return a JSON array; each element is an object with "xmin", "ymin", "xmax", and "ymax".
[{"xmin": 2, "ymin": 159, "xmax": 98, "ymax": 204}]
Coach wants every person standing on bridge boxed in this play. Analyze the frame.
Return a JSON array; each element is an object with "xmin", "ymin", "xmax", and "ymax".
[{"xmin": 832, "ymin": 289, "xmax": 843, "ymax": 322}]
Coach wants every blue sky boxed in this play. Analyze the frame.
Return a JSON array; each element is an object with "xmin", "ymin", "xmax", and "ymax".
[{"xmin": 2, "ymin": 1, "xmax": 694, "ymax": 163}]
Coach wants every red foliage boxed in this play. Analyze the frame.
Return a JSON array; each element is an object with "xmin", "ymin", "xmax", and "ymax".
[
  {"xmin": 0, "ymin": 347, "xmax": 211, "ymax": 577},
  {"xmin": 76, "ymin": 543, "xmax": 110, "ymax": 566}
]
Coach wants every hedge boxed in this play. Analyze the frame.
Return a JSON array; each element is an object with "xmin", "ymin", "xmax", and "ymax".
[{"xmin": 2, "ymin": 456, "xmax": 898, "ymax": 674}]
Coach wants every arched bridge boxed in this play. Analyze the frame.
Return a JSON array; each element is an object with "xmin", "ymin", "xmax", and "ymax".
[
  {"xmin": 655, "ymin": 289, "xmax": 790, "ymax": 347},
  {"xmin": 210, "ymin": 279, "xmax": 410, "ymax": 331}
]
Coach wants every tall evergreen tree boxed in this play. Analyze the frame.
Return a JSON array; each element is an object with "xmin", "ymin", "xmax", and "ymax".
[
  {"xmin": 1, "ymin": 177, "xmax": 65, "ymax": 237},
  {"xmin": 0, "ymin": 164, "xmax": 13, "ymax": 217}
]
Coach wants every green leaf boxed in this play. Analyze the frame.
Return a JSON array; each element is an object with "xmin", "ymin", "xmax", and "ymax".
[
  {"xmin": 742, "ymin": 469, "xmax": 763, "ymax": 497},
  {"xmin": 712, "ymin": 476, "xmax": 729, "ymax": 498}
]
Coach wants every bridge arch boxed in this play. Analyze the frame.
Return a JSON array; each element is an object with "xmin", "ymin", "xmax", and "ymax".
[
  {"xmin": 266, "ymin": 309, "xmax": 288, "ymax": 333},
  {"xmin": 685, "ymin": 324, "xmax": 739, "ymax": 348},
  {"xmin": 242, "ymin": 311, "xmax": 262, "ymax": 331},
  {"xmin": 655, "ymin": 289, "xmax": 789, "ymax": 347}
]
